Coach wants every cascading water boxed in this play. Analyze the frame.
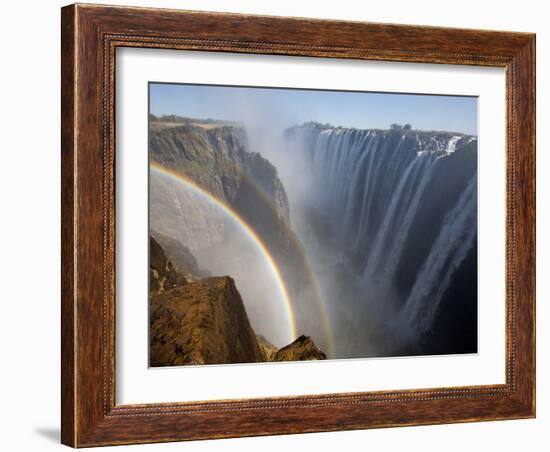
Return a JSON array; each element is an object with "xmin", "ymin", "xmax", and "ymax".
[
  {"xmin": 284, "ymin": 125, "xmax": 478, "ymax": 357},
  {"xmin": 401, "ymin": 175, "xmax": 477, "ymax": 334}
]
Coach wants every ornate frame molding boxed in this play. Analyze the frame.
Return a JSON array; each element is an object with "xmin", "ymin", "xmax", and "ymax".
[{"xmin": 61, "ymin": 4, "xmax": 535, "ymax": 447}]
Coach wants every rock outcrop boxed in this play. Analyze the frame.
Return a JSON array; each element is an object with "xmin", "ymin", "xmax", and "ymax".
[
  {"xmin": 150, "ymin": 276, "xmax": 265, "ymax": 366},
  {"xmin": 272, "ymin": 335, "xmax": 327, "ymax": 361},
  {"xmin": 149, "ymin": 237, "xmax": 326, "ymax": 366}
]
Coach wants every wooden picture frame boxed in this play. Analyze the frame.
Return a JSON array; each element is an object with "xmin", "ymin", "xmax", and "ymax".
[{"xmin": 61, "ymin": 3, "xmax": 536, "ymax": 447}]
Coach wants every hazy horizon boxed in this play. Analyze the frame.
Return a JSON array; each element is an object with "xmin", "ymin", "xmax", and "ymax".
[{"xmin": 150, "ymin": 82, "xmax": 478, "ymax": 135}]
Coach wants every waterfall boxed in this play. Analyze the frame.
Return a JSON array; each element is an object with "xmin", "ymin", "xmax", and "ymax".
[
  {"xmin": 285, "ymin": 126, "xmax": 477, "ymax": 349},
  {"xmin": 401, "ymin": 175, "xmax": 477, "ymax": 334},
  {"xmin": 366, "ymin": 152, "xmax": 439, "ymax": 282}
]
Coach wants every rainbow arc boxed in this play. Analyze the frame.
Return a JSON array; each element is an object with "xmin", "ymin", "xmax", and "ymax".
[{"xmin": 151, "ymin": 162, "xmax": 298, "ymax": 342}]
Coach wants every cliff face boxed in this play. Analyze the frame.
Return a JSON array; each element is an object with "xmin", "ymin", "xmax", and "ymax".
[
  {"xmin": 149, "ymin": 238, "xmax": 326, "ymax": 366},
  {"xmin": 149, "ymin": 119, "xmax": 330, "ymax": 353},
  {"xmin": 151, "ymin": 231, "xmax": 210, "ymax": 281},
  {"xmin": 150, "ymin": 276, "xmax": 265, "ymax": 366},
  {"xmin": 149, "ymin": 122, "xmax": 295, "ymax": 263},
  {"xmin": 149, "ymin": 236, "xmax": 187, "ymax": 295},
  {"xmin": 150, "ymin": 122, "xmax": 289, "ymax": 224}
]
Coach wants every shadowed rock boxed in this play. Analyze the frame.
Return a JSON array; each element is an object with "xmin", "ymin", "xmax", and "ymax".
[
  {"xmin": 256, "ymin": 335, "xmax": 278, "ymax": 361},
  {"xmin": 151, "ymin": 231, "xmax": 210, "ymax": 280},
  {"xmin": 149, "ymin": 236, "xmax": 187, "ymax": 294}
]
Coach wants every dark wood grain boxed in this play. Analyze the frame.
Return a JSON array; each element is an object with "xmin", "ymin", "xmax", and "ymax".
[
  {"xmin": 61, "ymin": 3, "xmax": 536, "ymax": 447},
  {"xmin": 60, "ymin": 5, "xmax": 76, "ymax": 447}
]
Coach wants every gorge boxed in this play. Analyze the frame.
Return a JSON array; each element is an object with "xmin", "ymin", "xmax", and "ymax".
[
  {"xmin": 149, "ymin": 115, "xmax": 478, "ymax": 363},
  {"xmin": 283, "ymin": 124, "xmax": 478, "ymax": 357}
]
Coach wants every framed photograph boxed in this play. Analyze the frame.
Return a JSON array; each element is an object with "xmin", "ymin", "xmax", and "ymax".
[{"xmin": 61, "ymin": 3, "xmax": 536, "ymax": 447}]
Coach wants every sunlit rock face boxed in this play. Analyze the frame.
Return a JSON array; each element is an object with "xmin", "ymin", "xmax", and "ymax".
[
  {"xmin": 150, "ymin": 122, "xmax": 289, "ymax": 224},
  {"xmin": 272, "ymin": 335, "xmax": 327, "ymax": 362},
  {"xmin": 150, "ymin": 275, "xmax": 266, "ymax": 367}
]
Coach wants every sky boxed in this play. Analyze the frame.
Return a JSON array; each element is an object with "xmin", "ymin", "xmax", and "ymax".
[{"xmin": 149, "ymin": 83, "xmax": 478, "ymax": 135}]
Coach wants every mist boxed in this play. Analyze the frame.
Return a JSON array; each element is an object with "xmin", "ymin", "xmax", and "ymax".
[
  {"xmin": 236, "ymin": 115, "xmax": 478, "ymax": 358},
  {"xmin": 150, "ymin": 170, "xmax": 296, "ymax": 347},
  {"xmin": 149, "ymin": 89, "xmax": 478, "ymax": 359}
]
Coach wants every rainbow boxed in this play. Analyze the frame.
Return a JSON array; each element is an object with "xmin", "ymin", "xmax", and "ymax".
[
  {"xmin": 151, "ymin": 162, "xmax": 299, "ymax": 343},
  {"xmin": 236, "ymin": 171, "xmax": 334, "ymax": 356}
]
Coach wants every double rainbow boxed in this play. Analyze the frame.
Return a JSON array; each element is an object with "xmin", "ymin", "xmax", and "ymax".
[{"xmin": 151, "ymin": 161, "xmax": 333, "ymax": 353}]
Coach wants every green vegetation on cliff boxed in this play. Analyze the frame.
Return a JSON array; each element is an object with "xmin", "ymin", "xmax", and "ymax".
[{"xmin": 150, "ymin": 123, "xmax": 289, "ymax": 223}]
